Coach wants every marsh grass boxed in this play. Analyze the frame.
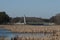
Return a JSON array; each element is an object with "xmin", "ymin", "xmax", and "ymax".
[{"xmin": 0, "ymin": 25, "xmax": 60, "ymax": 40}]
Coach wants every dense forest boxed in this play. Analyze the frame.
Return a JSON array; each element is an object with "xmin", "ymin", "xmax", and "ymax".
[{"xmin": 0, "ymin": 11, "xmax": 60, "ymax": 25}]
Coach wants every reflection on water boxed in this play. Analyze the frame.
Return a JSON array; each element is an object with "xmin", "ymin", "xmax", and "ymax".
[
  {"xmin": 0, "ymin": 29, "xmax": 52, "ymax": 38},
  {"xmin": 0, "ymin": 29, "xmax": 12, "ymax": 38},
  {"xmin": 14, "ymin": 32, "xmax": 52, "ymax": 38}
]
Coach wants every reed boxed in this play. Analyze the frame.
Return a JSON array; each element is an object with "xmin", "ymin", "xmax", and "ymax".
[{"xmin": 0, "ymin": 25, "xmax": 60, "ymax": 40}]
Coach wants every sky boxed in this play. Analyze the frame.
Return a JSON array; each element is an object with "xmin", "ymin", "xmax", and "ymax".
[{"xmin": 0, "ymin": 0, "xmax": 60, "ymax": 18}]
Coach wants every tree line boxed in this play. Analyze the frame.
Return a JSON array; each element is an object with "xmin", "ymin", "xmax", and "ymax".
[{"xmin": 0, "ymin": 11, "xmax": 60, "ymax": 25}]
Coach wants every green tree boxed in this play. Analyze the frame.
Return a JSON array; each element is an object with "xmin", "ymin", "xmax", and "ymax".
[
  {"xmin": 50, "ymin": 13, "xmax": 60, "ymax": 25},
  {"xmin": 0, "ymin": 12, "xmax": 10, "ymax": 24},
  {"xmin": 50, "ymin": 16, "xmax": 56, "ymax": 23}
]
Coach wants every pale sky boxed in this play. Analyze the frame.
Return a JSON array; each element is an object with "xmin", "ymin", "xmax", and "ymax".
[{"xmin": 0, "ymin": 0, "xmax": 60, "ymax": 18}]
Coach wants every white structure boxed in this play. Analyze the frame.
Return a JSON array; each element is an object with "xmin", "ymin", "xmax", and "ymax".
[
  {"xmin": 14, "ymin": 14, "xmax": 26, "ymax": 25},
  {"xmin": 24, "ymin": 14, "xmax": 26, "ymax": 24}
]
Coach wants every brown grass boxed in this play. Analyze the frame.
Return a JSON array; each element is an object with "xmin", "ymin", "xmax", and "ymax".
[
  {"xmin": 0, "ymin": 24, "xmax": 59, "ymax": 33},
  {"xmin": 0, "ymin": 24, "xmax": 60, "ymax": 40}
]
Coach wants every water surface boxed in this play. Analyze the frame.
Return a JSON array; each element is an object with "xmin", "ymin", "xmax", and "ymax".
[{"xmin": 0, "ymin": 29, "xmax": 52, "ymax": 38}]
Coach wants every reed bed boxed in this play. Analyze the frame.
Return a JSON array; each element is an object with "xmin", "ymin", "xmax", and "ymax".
[
  {"xmin": 11, "ymin": 35, "xmax": 60, "ymax": 40},
  {"xmin": 0, "ymin": 25, "xmax": 60, "ymax": 33},
  {"xmin": 0, "ymin": 25, "xmax": 60, "ymax": 40}
]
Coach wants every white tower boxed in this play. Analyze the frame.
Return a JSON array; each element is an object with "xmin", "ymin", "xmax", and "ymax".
[{"xmin": 24, "ymin": 14, "xmax": 26, "ymax": 24}]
